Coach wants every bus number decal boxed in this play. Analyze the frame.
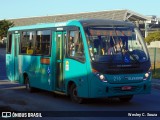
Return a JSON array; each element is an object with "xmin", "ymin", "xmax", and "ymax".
[{"xmin": 113, "ymin": 76, "xmax": 122, "ymax": 81}]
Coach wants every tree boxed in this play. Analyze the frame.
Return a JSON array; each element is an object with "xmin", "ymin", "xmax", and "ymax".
[
  {"xmin": 0, "ymin": 19, "xmax": 14, "ymax": 40},
  {"xmin": 145, "ymin": 31, "xmax": 160, "ymax": 44}
]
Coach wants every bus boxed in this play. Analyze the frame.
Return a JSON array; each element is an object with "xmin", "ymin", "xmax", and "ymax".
[{"xmin": 6, "ymin": 19, "xmax": 151, "ymax": 103}]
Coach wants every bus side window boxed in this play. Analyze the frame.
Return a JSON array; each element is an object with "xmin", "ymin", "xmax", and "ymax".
[
  {"xmin": 68, "ymin": 30, "xmax": 85, "ymax": 62},
  {"xmin": 20, "ymin": 31, "xmax": 35, "ymax": 54},
  {"xmin": 7, "ymin": 33, "xmax": 12, "ymax": 54},
  {"xmin": 35, "ymin": 30, "xmax": 51, "ymax": 55}
]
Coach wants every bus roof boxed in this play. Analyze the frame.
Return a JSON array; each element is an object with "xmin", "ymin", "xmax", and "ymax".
[
  {"xmin": 8, "ymin": 21, "xmax": 69, "ymax": 31},
  {"xmin": 8, "ymin": 19, "xmax": 135, "ymax": 31},
  {"xmin": 79, "ymin": 19, "xmax": 135, "ymax": 27}
]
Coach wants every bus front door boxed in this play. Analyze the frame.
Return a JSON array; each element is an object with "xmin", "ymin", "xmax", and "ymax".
[{"xmin": 55, "ymin": 32, "xmax": 66, "ymax": 91}]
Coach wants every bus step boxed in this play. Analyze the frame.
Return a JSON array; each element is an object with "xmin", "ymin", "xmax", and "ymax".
[{"xmin": 53, "ymin": 90, "xmax": 66, "ymax": 95}]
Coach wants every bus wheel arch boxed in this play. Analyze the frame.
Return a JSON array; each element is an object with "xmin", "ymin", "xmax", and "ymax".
[
  {"xmin": 67, "ymin": 81, "xmax": 74, "ymax": 95},
  {"xmin": 23, "ymin": 73, "xmax": 28, "ymax": 84},
  {"xmin": 23, "ymin": 73, "xmax": 34, "ymax": 92},
  {"xmin": 68, "ymin": 81, "xmax": 84, "ymax": 104}
]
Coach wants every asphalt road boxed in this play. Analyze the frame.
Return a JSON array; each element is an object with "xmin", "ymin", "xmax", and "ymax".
[
  {"xmin": 2, "ymin": 81, "xmax": 160, "ymax": 111},
  {"xmin": 0, "ymin": 80, "xmax": 160, "ymax": 120}
]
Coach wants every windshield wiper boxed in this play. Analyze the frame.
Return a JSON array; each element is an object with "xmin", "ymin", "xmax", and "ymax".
[{"xmin": 122, "ymin": 48, "xmax": 140, "ymax": 64}]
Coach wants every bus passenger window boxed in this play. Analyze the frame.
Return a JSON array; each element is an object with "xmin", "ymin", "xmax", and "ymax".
[
  {"xmin": 35, "ymin": 30, "xmax": 51, "ymax": 55},
  {"xmin": 68, "ymin": 31, "xmax": 85, "ymax": 61},
  {"xmin": 20, "ymin": 31, "xmax": 35, "ymax": 54},
  {"xmin": 7, "ymin": 34, "xmax": 12, "ymax": 53}
]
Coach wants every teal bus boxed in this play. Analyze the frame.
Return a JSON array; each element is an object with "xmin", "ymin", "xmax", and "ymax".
[{"xmin": 6, "ymin": 19, "xmax": 151, "ymax": 103}]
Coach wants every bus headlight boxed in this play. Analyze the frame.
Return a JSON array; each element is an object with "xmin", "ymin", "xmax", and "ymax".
[
  {"xmin": 97, "ymin": 74, "xmax": 107, "ymax": 82},
  {"xmin": 99, "ymin": 74, "xmax": 105, "ymax": 80},
  {"xmin": 143, "ymin": 72, "xmax": 151, "ymax": 80},
  {"xmin": 92, "ymin": 69, "xmax": 107, "ymax": 82},
  {"xmin": 145, "ymin": 73, "xmax": 149, "ymax": 78}
]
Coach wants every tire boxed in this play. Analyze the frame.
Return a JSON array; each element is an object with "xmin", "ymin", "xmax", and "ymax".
[
  {"xmin": 70, "ymin": 84, "xmax": 84, "ymax": 104},
  {"xmin": 119, "ymin": 95, "xmax": 133, "ymax": 102},
  {"xmin": 25, "ymin": 76, "xmax": 34, "ymax": 93}
]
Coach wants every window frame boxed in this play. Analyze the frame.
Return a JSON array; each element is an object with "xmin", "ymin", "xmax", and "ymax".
[
  {"xmin": 19, "ymin": 29, "xmax": 52, "ymax": 56},
  {"xmin": 20, "ymin": 31, "xmax": 35, "ymax": 55},
  {"xmin": 7, "ymin": 33, "xmax": 12, "ymax": 54},
  {"xmin": 66, "ymin": 27, "xmax": 86, "ymax": 63},
  {"xmin": 35, "ymin": 29, "xmax": 51, "ymax": 56}
]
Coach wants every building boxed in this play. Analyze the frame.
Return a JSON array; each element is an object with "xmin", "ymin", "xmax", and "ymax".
[
  {"xmin": 0, "ymin": 9, "xmax": 159, "ymax": 38},
  {"xmin": 9, "ymin": 9, "xmax": 148, "ymax": 26}
]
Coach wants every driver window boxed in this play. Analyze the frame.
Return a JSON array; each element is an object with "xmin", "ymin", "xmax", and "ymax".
[{"xmin": 68, "ymin": 30, "xmax": 85, "ymax": 62}]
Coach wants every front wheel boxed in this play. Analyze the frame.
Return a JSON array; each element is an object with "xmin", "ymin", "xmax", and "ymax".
[
  {"xmin": 119, "ymin": 95, "xmax": 133, "ymax": 102},
  {"xmin": 70, "ymin": 84, "xmax": 84, "ymax": 104}
]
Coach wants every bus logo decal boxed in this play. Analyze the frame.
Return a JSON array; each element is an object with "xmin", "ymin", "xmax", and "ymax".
[{"xmin": 47, "ymin": 66, "xmax": 51, "ymax": 74}]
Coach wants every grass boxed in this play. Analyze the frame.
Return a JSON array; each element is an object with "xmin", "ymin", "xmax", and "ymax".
[{"xmin": 152, "ymin": 68, "xmax": 160, "ymax": 79}]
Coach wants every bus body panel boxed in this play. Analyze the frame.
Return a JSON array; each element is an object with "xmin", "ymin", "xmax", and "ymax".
[
  {"xmin": 6, "ymin": 54, "xmax": 14, "ymax": 81},
  {"xmin": 89, "ymin": 72, "xmax": 151, "ymax": 98},
  {"xmin": 64, "ymin": 58, "xmax": 89, "ymax": 97},
  {"xmin": 6, "ymin": 33, "xmax": 20, "ymax": 82},
  {"xmin": 66, "ymin": 20, "xmax": 93, "ymax": 97},
  {"xmin": 106, "ymin": 73, "xmax": 145, "ymax": 84},
  {"xmin": 18, "ymin": 55, "xmax": 52, "ymax": 91},
  {"xmin": 6, "ymin": 19, "xmax": 152, "ymax": 101}
]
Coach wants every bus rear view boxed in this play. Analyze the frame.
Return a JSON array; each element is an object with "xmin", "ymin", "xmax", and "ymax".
[{"xmin": 82, "ymin": 19, "xmax": 151, "ymax": 102}]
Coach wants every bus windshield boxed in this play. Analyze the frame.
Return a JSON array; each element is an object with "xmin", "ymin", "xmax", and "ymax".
[{"xmin": 85, "ymin": 26, "xmax": 149, "ymax": 64}]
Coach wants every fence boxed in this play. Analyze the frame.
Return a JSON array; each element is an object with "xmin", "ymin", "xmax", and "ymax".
[{"xmin": 148, "ymin": 48, "xmax": 160, "ymax": 78}]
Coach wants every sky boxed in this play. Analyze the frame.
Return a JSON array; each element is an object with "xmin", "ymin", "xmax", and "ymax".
[{"xmin": 0, "ymin": 0, "xmax": 160, "ymax": 20}]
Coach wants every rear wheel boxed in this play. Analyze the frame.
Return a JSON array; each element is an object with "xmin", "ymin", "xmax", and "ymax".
[
  {"xmin": 119, "ymin": 95, "xmax": 133, "ymax": 102},
  {"xmin": 25, "ymin": 76, "xmax": 34, "ymax": 92},
  {"xmin": 70, "ymin": 84, "xmax": 84, "ymax": 104}
]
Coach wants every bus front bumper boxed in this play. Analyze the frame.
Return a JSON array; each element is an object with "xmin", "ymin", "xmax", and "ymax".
[{"xmin": 89, "ymin": 80, "xmax": 151, "ymax": 98}]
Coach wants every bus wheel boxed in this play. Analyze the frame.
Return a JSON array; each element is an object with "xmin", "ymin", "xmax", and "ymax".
[
  {"xmin": 25, "ymin": 76, "xmax": 34, "ymax": 93},
  {"xmin": 118, "ymin": 95, "xmax": 133, "ymax": 102},
  {"xmin": 70, "ymin": 84, "xmax": 83, "ymax": 104}
]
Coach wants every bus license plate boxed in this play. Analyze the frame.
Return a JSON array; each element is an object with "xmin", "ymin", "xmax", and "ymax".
[{"xmin": 122, "ymin": 86, "xmax": 132, "ymax": 91}]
